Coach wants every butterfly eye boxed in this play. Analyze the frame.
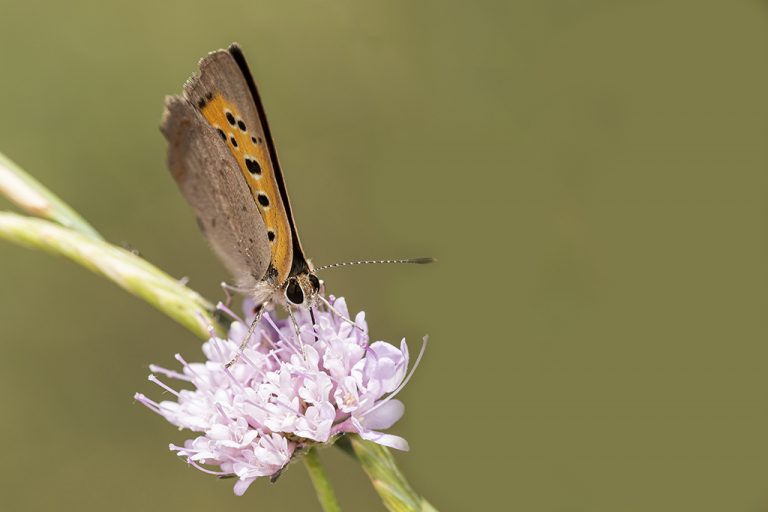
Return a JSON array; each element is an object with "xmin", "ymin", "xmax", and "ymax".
[
  {"xmin": 285, "ymin": 279, "xmax": 304, "ymax": 305},
  {"xmin": 308, "ymin": 274, "xmax": 320, "ymax": 291}
]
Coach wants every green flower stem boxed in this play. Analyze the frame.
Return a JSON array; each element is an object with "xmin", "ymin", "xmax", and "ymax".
[
  {"xmin": 303, "ymin": 448, "xmax": 342, "ymax": 512},
  {"xmin": 349, "ymin": 436, "xmax": 437, "ymax": 512},
  {"xmin": 0, "ymin": 212, "xmax": 218, "ymax": 339},
  {"xmin": 0, "ymin": 152, "xmax": 102, "ymax": 240}
]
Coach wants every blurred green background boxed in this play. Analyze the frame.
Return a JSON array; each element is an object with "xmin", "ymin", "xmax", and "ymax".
[{"xmin": 1, "ymin": 1, "xmax": 767, "ymax": 510}]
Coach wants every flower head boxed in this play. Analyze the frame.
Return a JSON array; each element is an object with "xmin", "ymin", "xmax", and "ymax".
[{"xmin": 135, "ymin": 296, "xmax": 424, "ymax": 495}]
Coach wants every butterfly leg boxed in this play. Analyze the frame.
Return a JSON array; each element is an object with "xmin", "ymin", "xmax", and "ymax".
[
  {"xmin": 220, "ymin": 281, "xmax": 251, "ymax": 307},
  {"xmin": 286, "ymin": 306, "xmax": 309, "ymax": 361},
  {"xmin": 225, "ymin": 303, "xmax": 265, "ymax": 368},
  {"xmin": 308, "ymin": 307, "xmax": 319, "ymax": 341}
]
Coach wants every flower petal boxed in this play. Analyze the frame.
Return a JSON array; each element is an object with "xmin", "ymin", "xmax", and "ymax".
[
  {"xmin": 358, "ymin": 429, "xmax": 410, "ymax": 451},
  {"xmin": 360, "ymin": 399, "xmax": 405, "ymax": 430},
  {"xmin": 351, "ymin": 416, "xmax": 410, "ymax": 451},
  {"xmin": 233, "ymin": 477, "xmax": 257, "ymax": 496}
]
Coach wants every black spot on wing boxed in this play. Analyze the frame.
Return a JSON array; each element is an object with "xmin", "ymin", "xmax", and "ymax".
[{"xmin": 245, "ymin": 157, "xmax": 261, "ymax": 175}]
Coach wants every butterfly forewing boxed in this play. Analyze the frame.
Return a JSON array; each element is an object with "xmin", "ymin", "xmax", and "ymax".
[
  {"xmin": 182, "ymin": 48, "xmax": 295, "ymax": 284},
  {"xmin": 161, "ymin": 96, "xmax": 270, "ymax": 289},
  {"xmin": 228, "ymin": 45, "xmax": 310, "ymax": 278}
]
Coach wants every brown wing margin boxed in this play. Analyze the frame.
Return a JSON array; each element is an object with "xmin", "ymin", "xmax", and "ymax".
[{"xmin": 228, "ymin": 44, "xmax": 311, "ymax": 277}]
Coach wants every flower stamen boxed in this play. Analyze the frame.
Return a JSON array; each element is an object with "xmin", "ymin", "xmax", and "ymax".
[{"xmin": 148, "ymin": 374, "xmax": 180, "ymax": 397}]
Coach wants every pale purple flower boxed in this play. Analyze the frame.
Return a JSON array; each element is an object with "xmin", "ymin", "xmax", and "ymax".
[{"xmin": 135, "ymin": 296, "xmax": 425, "ymax": 495}]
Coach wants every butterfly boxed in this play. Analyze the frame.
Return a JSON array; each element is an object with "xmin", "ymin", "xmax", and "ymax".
[{"xmin": 160, "ymin": 44, "xmax": 431, "ymax": 358}]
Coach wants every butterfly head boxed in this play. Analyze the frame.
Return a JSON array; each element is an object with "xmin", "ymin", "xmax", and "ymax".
[{"xmin": 284, "ymin": 272, "xmax": 321, "ymax": 307}]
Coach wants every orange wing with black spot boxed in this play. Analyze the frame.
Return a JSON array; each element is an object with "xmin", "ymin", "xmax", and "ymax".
[{"xmin": 163, "ymin": 44, "xmax": 308, "ymax": 287}]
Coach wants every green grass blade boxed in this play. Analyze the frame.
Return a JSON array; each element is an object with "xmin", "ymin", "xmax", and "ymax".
[
  {"xmin": 0, "ymin": 152, "xmax": 102, "ymax": 239},
  {"xmin": 0, "ymin": 212, "xmax": 215, "ymax": 339}
]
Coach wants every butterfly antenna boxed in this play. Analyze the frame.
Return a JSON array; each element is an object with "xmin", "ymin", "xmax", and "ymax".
[{"xmin": 314, "ymin": 257, "xmax": 436, "ymax": 272}]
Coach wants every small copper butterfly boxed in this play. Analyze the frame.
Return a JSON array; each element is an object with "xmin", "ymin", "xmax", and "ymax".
[{"xmin": 161, "ymin": 44, "xmax": 432, "ymax": 360}]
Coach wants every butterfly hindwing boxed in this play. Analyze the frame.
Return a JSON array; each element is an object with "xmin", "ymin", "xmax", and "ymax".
[{"xmin": 161, "ymin": 95, "xmax": 270, "ymax": 290}]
